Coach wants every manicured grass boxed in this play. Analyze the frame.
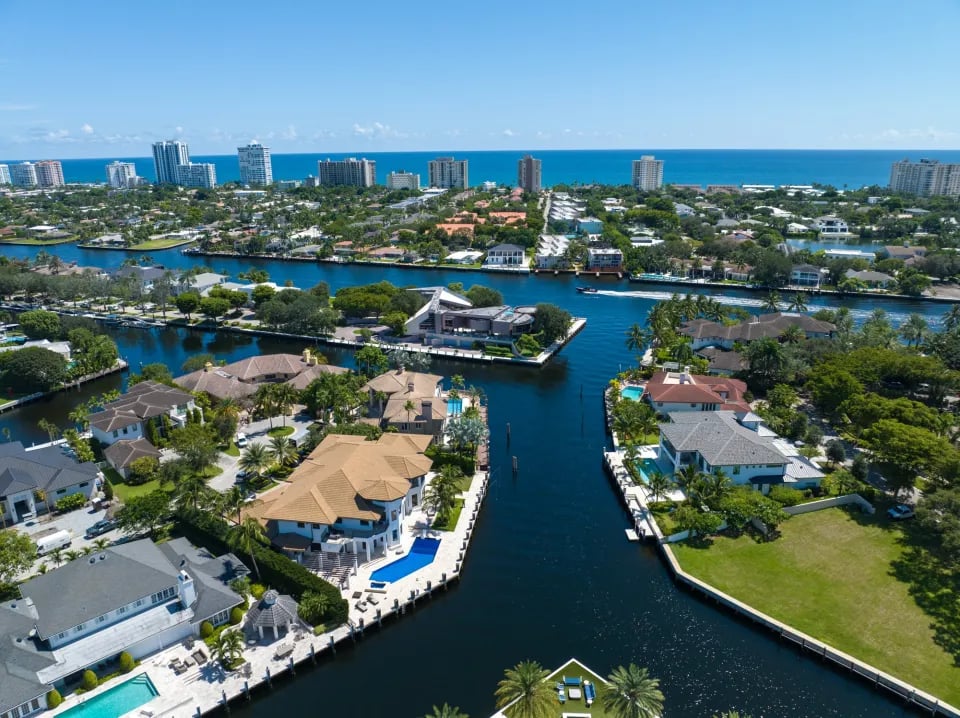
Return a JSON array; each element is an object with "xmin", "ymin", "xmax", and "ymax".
[
  {"xmin": 648, "ymin": 502, "xmax": 679, "ymax": 535},
  {"xmin": 431, "ymin": 500, "xmax": 464, "ymax": 531},
  {"xmin": 222, "ymin": 442, "xmax": 240, "ymax": 457},
  {"xmin": 266, "ymin": 425, "xmax": 294, "ymax": 438},
  {"xmin": 111, "ymin": 477, "xmax": 168, "ymax": 502},
  {"xmin": 672, "ymin": 508, "xmax": 960, "ymax": 705},
  {"xmin": 0, "ymin": 236, "xmax": 76, "ymax": 245}
]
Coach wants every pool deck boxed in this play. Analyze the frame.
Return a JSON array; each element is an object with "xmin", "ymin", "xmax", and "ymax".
[
  {"xmin": 604, "ymin": 450, "xmax": 683, "ymax": 541},
  {"xmin": 66, "ymin": 468, "xmax": 492, "ymax": 718}
]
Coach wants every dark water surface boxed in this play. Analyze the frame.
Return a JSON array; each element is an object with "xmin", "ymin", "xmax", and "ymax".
[{"xmin": 1, "ymin": 250, "xmax": 943, "ymax": 717}]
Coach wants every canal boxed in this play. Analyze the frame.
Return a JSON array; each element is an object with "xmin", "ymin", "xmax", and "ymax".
[{"xmin": 2, "ymin": 244, "xmax": 946, "ymax": 716}]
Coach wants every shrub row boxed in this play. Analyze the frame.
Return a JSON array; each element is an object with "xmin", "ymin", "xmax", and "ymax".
[
  {"xmin": 425, "ymin": 446, "xmax": 476, "ymax": 475},
  {"xmin": 175, "ymin": 508, "xmax": 347, "ymax": 625},
  {"xmin": 55, "ymin": 493, "xmax": 87, "ymax": 513}
]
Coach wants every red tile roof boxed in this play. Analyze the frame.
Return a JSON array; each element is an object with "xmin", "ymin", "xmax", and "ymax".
[{"xmin": 644, "ymin": 371, "xmax": 750, "ymax": 412}]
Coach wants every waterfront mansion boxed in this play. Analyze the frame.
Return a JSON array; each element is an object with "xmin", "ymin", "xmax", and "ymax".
[
  {"xmin": 656, "ymin": 410, "xmax": 824, "ymax": 493},
  {"xmin": 250, "ymin": 433, "xmax": 434, "ymax": 567},
  {"xmin": 0, "ymin": 539, "xmax": 245, "ymax": 717}
]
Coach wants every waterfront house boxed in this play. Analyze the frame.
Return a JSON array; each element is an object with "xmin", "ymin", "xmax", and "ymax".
[
  {"xmin": 0, "ymin": 339, "xmax": 71, "ymax": 362},
  {"xmin": 253, "ymin": 433, "xmax": 433, "ymax": 565},
  {"xmin": 111, "ymin": 265, "xmax": 167, "ymax": 292},
  {"xmin": 535, "ymin": 234, "xmax": 571, "ymax": 269},
  {"xmin": 642, "ymin": 369, "xmax": 751, "ymax": 414},
  {"xmin": 362, "ymin": 368, "xmax": 446, "ymax": 438},
  {"xmin": 190, "ymin": 272, "xmax": 228, "ymax": 295},
  {"xmin": 482, "ymin": 243, "xmax": 526, "ymax": 268},
  {"xmin": 0, "ymin": 442, "xmax": 101, "ymax": 525},
  {"xmin": 694, "ymin": 348, "xmax": 748, "ymax": 376},
  {"xmin": 402, "ymin": 286, "xmax": 536, "ymax": 348},
  {"xmin": 102, "ymin": 438, "xmax": 163, "ymax": 479},
  {"xmin": 175, "ymin": 350, "xmax": 348, "ymax": 402},
  {"xmin": 680, "ymin": 313, "xmax": 835, "ymax": 350},
  {"xmin": 844, "ymin": 269, "xmax": 895, "ymax": 288},
  {"xmin": 811, "ymin": 216, "xmax": 855, "ymax": 238},
  {"xmin": 1, "ymin": 538, "xmax": 245, "ymax": 704},
  {"xmin": 586, "ymin": 247, "xmax": 623, "ymax": 271},
  {"xmin": 789, "ymin": 263, "xmax": 826, "ymax": 288},
  {"xmin": 657, "ymin": 411, "xmax": 823, "ymax": 493},
  {"xmin": 575, "ymin": 217, "xmax": 603, "ymax": 235},
  {"xmin": 882, "ymin": 244, "xmax": 927, "ymax": 266},
  {"xmin": 88, "ymin": 380, "xmax": 197, "ymax": 448}
]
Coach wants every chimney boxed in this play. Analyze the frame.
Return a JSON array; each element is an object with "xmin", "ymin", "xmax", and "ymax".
[
  {"xmin": 177, "ymin": 569, "xmax": 197, "ymax": 608},
  {"xmin": 407, "ymin": 381, "xmax": 415, "ymax": 394},
  {"xmin": 422, "ymin": 400, "xmax": 432, "ymax": 420},
  {"xmin": 302, "ymin": 348, "xmax": 311, "ymax": 364},
  {"xmin": 204, "ymin": 362, "xmax": 213, "ymax": 372}
]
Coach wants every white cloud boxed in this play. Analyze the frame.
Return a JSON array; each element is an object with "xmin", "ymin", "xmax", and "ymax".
[
  {"xmin": 502, "ymin": 128, "xmax": 515, "ymax": 137},
  {"xmin": 352, "ymin": 121, "xmax": 405, "ymax": 139},
  {"xmin": 45, "ymin": 129, "xmax": 71, "ymax": 142},
  {"xmin": 0, "ymin": 103, "xmax": 35, "ymax": 112},
  {"xmin": 875, "ymin": 126, "xmax": 958, "ymax": 142},
  {"xmin": 281, "ymin": 124, "xmax": 298, "ymax": 141},
  {"xmin": 80, "ymin": 123, "xmax": 94, "ymax": 135},
  {"xmin": 174, "ymin": 125, "xmax": 184, "ymax": 134}
]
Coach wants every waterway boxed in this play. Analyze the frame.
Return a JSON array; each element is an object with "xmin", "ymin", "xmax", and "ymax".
[{"xmin": 2, "ymin": 246, "xmax": 947, "ymax": 716}]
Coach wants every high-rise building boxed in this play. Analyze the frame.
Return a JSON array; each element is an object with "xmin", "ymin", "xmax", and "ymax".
[
  {"xmin": 34, "ymin": 160, "xmax": 64, "ymax": 188},
  {"xmin": 386, "ymin": 170, "xmax": 420, "ymax": 191},
  {"xmin": 176, "ymin": 163, "xmax": 217, "ymax": 188},
  {"xmin": 238, "ymin": 143, "xmax": 273, "ymax": 186},
  {"xmin": 105, "ymin": 161, "xmax": 137, "ymax": 189},
  {"xmin": 11, "ymin": 162, "xmax": 38, "ymax": 188},
  {"xmin": 632, "ymin": 156, "xmax": 664, "ymax": 191},
  {"xmin": 517, "ymin": 154, "xmax": 542, "ymax": 193},
  {"xmin": 889, "ymin": 158, "xmax": 960, "ymax": 197},
  {"xmin": 317, "ymin": 158, "xmax": 376, "ymax": 187},
  {"xmin": 152, "ymin": 140, "xmax": 190, "ymax": 184},
  {"xmin": 0, "ymin": 164, "xmax": 10, "ymax": 185},
  {"xmin": 428, "ymin": 157, "xmax": 469, "ymax": 189}
]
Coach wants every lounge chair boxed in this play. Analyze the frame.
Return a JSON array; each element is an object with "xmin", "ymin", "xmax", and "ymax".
[
  {"xmin": 557, "ymin": 686, "xmax": 566, "ymax": 704},
  {"xmin": 584, "ymin": 680, "xmax": 596, "ymax": 706}
]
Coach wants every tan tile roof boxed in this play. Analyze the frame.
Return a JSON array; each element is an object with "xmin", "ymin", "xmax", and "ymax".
[
  {"xmin": 219, "ymin": 354, "xmax": 309, "ymax": 381},
  {"xmin": 260, "ymin": 433, "xmax": 433, "ymax": 525},
  {"xmin": 174, "ymin": 369, "xmax": 259, "ymax": 400},
  {"xmin": 283, "ymin": 363, "xmax": 350, "ymax": 391},
  {"xmin": 363, "ymin": 369, "xmax": 441, "ymax": 398}
]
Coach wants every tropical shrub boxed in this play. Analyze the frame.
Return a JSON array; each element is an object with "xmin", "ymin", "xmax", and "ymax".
[
  {"xmin": 200, "ymin": 620, "xmax": 214, "ymax": 638},
  {"xmin": 81, "ymin": 669, "xmax": 98, "ymax": 690},
  {"xmin": 55, "ymin": 493, "xmax": 86, "ymax": 513},
  {"xmin": 46, "ymin": 690, "xmax": 62, "ymax": 708},
  {"xmin": 251, "ymin": 583, "xmax": 267, "ymax": 600},
  {"xmin": 767, "ymin": 486, "xmax": 803, "ymax": 507},
  {"xmin": 229, "ymin": 606, "xmax": 244, "ymax": 625},
  {"xmin": 119, "ymin": 651, "xmax": 135, "ymax": 673}
]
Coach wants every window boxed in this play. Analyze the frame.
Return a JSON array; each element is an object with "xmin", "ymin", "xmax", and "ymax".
[
  {"xmin": 57, "ymin": 489, "xmax": 66, "ymax": 494},
  {"xmin": 113, "ymin": 430, "xmax": 119, "ymax": 438},
  {"xmin": 56, "ymin": 632, "xmax": 66, "ymax": 640},
  {"xmin": 79, "ymin": 482, "xmax": 89, "ymax": 488},
  {"xmin": 151, "ymin": 586, "xmax": 176, "ymax": 604},
  {"xmin": 733, "ymin": 466, "xmax": 741, "ymax": 475},
  {"xmin": 136, "ymin": 599, "xmax": 144, "ymax": 606},
  {"xmin": 359, "ymin": 519, "xmax": 370, "ymax": 526},
  {"xmin": 118, "ymin": 605, "xmax": 127, "ymax": 614},
  {"xmin": 392, "ymin": 530, "xmax": 398, "ymax": 541},
  {"xmin": 96, "ymin": 615, "xmax": 106, "ymax": 624},
  {"xmin": 297, "ymin": 522, "xmax": 305, "ymax": 528},
  {"xmin": 75, "ymin": 623, "xmax": 86, "ymax": 633},
  {"xmin": 122, "ymin": 427, "xmax": 128, "ymax": 435}
]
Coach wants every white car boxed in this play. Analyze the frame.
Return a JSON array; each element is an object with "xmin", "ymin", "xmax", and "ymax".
[{"xmin": 236, "ymin": 433, "xmax": 248, "ymax": 448}]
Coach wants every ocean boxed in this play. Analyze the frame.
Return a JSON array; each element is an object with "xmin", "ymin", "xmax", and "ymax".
[{"xmin": 8, "ymin": 149, "xmax": 960, "ymax": 189}]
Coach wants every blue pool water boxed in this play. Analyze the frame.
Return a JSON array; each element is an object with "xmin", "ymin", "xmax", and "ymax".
[
  {"xmin": 370, "ymin": 538, "xmax": 441, "ymax": 582},
  {"xmin": 620, "ymin": 386, "xmax": 644, "ymax": 401},
  {"xmin": 636, "ymin": 458, "xmax": 672, "ymax": 485},
  {"xmin": 58, "ymin": 674, "xmax": 158, "ymax": 718},
  {"xmin": 447, "ymin": 397, "xmax": 463, "ymax": 415}
]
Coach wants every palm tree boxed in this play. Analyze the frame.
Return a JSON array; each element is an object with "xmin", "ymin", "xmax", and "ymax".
[
  {"xmin": 49, "ymin": 547, "xmax": 63, "ymax": 567},
  {"xmin": 423, "ymin": 704, "xmax": 468, "ymax": 718},
  {"xmin": 670, "ymin": 339, "xmax": 695, "ymax": 364},
  {"xmin": 762, "ymin": 290, "xmax": 781, "ymax": 313},
  {"xmin": 230, "ymin": 517, "xmax": 267, "ymax": 580},
  {"xmin": 68, "ymin": 406, "xmax": 90, "ymax": 431},
  {"xmin": 944, "ymin": 304, "xmax": 960, "ymax": 331},
  {"xmin": 424, "ymin": 473, "xmax": 458, "ymax": 524},
  {"xmin": 269, "ymin": 435, "xmax": 298, "ymax": 468},
  {"xmin": 494, "ymin": 661, "xmax": 553, "ymax": 718},
  {"xmin": 175, "ymin": 472, "xmax": 210, "ymax": 511},
  {"xmin": 240, "ymin": 442, "xmax": 272, "ymax": 479},
  {"xmin": 213, "ymin": 628, "xmax": 245, "ymax": 668},
  {"xmin": 253, "ymin": 384, "xmax": 278, "ymax": 429},
  {"xmin": 779, "ymin": 324, "xmax": 805, "ymax": 344},
  {"xmin": 64, "ymin": 549, "xmax": 82, "ymax": 562},
  {"xmin": 899, "ymin": 313, "xmax": 929, "ymax": 347},
  {"xmin": 646, "ymin": 471, "xmax": 673, "ymax": 503},
  {"xmin": 223, "ymin": 486, "xmax": 246, "ymax": 525},
  {"xmin": 404, "ymin": 399, "xmax": 418, "ymax": 425},
  {"xmin": 93, "ymin": 538, "xmax": 111, "ymax": 551},
  {"xmin": 601, "ymin": 664, "xmax": 664, "ymax": 718},
  {"xmin": 625, "ymin": 323, "xmax": 645, "ymax": 358},
  {"xmin": 788, "ymin": 292, "xmax": 808, "ymax": 313},
  {"xmin": 675, "ymin": 463, "xmax": 701, "ymax": 488},
  {"xmin": 271, "ymin": 383, "xmax": 299, "ymax": 427}
]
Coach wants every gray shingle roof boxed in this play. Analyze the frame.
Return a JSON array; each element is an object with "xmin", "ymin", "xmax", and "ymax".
[
  {"xmin": 660, "ymin": 412, "xmax": 787, "ymax": 468},
  {"xmin": 158, "ymin": 539, "xmax": 247, "ymax": 623},
  {"xmin": 245, "ymin": 591, "xmax": 299, "ymax": 629},
  {"xmin": 20, "ymin": 540, "xmax": 180, "ymax": 639},
  {"xmin": 0, "ymin": 442, "xmax": 99, "ymax": 496},
  {"xmin": 0, "ymin": 601, "xmax": 54, "ymax": 713},
  {"xmin": 103, "ymin": 438, "xmax": 162, "ymax": 470}
]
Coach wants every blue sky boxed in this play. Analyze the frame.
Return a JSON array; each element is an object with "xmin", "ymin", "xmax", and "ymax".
[{"xmin": 2, "ymin": 0, "xmax": 959, "ymax": 158}]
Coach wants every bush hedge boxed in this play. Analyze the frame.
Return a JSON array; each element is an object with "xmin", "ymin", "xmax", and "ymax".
[
  {"xmin": 425, "ymin": 445, "xmax": 475, "ymax": 475},
  {"xmin": 175, "ymin": 508, "xmax": 348, "ymax": 625},
  {"xmin": 46, "ymin": 690, "xmax": 62, "ymax": 709},
  {"xmin": 768, "ymin": 486, "xmax": 803, "ymax": 506},
  {"xmin": 229, "ymin": 606, "xmax": 244, "ymax": 625},
  {"xmin": 199, "ymin": 621, "xmax": 214, "ymax": 638},
  {"xmin": 102, "ymin": 478, "xmax": 114, "ymax": 501},
  {"xmin": 251, "ymin": 583, "xmax": 266, "ymax": 600},
  {"xmin": 55, "ymin": 493, "xmax": 87, "ymax": 513},
  {"xmin": 119, "ymin": 651, "xmax": 135, "ymax": 673},
  {"xmin": 81, "ymin": 669, "xmax": 98, "ymax": 691}
]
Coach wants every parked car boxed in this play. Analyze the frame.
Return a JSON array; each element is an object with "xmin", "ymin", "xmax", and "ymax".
[
  {"xmin": 887, "ymin": 504, "xmax": 915, "ymax": 520},
  {"xmin": 85, "ymin": 518, "xmax": 118, "ymax": 538},
  {"xmin": 235, "ymin": 469, "xmax": 252, "ymax": 484},
  {"xmin": 236, "ymin": 433, "xmax": 248, "ymax": 448}
]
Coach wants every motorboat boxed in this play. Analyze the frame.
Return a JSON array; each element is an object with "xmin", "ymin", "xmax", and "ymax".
[{"xmin": 576, "ymin": 286, "xmax": 598, "ymax": 294}]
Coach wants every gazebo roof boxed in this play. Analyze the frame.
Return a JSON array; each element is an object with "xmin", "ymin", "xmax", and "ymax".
[{"xmin": 245, "ymin": 590, "xmax": 299, "ymax": 628}]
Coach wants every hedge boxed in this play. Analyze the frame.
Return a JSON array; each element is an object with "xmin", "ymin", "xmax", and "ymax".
[
  {"xmin": 55, "ymin": 493, "xmax": 87, "ymax": 513},
  {"xmin": 119, "ymin": 651, "xmax": 135, "ymax": 673},
  {"xmin": 46, "ymin": 690, "xmax": 62, "ymax": 709},
  {"xmin": 175, "ymin": 508, "xmax": 348, "ymax": 625},
  {"xmin": 425, "ymin": 446, "xmax": 475, "ymax": 475},
  {"xmin": 81, "ymin": 669, "xmax": 98, "ymax": 690}
]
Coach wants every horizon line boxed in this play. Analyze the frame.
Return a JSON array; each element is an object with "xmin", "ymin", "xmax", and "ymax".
[{"xmin": 2, "ymin": 147, "xmax": 960, "ymax": 162}]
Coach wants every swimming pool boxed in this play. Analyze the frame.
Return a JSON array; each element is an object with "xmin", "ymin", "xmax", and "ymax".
[
  {"xmin": 58, "ymin": 674, "xmax": 158, "ymax": 718},
  {"xmin": 447, "ymin": 397, "xmax": 463, "ymax": 415},
  {"xmin": 370, "ymin": 538, "xmax": 441, "ymax": 582},
  {"xmin": 636, "ymin": 458, "xmax": 669, "ymax": 484},
  {"xmin": 620, "ymin": 386, "xmax": 644, "ymax": 401}
]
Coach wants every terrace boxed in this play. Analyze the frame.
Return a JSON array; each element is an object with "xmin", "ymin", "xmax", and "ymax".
[{"xmin": 490, "ymin": 658, "xmax": 615, "ymax": 718}]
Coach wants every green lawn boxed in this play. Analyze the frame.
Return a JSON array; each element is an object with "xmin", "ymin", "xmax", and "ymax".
[
  {"xmin": 125, "ymin": 237, "xmax": 197, "ymax": 250},
  {"xmin": 672, "ymin": 508, "xmax": 960, "ymax": 705},
  {"xmin": 267, "ymin": 425, "xmax": 294, "ymax": 438},
  {"xmin": 431, "ymin": 500, "xmax": 464, "ymax": 531},
  {"xmin": 221, "ymin": 442, "xmax": 240, "ymax": 457},
  {"xmin": 111, "ymin": 477, "xmax": 168, "ymax": 502},
  {"xmin": 500, "ymin": 658, "xmax": 615, "ymax": 718},
  {"xmin": 1, "ymin": 236, "xmax": 76, "ymax": 245}
]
